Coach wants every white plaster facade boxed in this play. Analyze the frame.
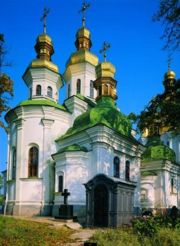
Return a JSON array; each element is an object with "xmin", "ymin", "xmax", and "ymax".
[
  {"xmin": 4, "ymin": 23, "xmax": 180, "ymax": 225},
  {"xmin": 52, "ymin": 125, "xmax": 143, "ymax": 223},
  {"xmin": 141, "ymin": 160, "xmax": 180, "ymax": 211}
]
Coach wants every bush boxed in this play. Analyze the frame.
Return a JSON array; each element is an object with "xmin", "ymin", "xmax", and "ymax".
[
  {"xmin": 131, "ymin": 217, "xmax": 158, "ymax": 245},
  {"xmin": 90, "ymin": 228, "xmax": 140, "ymax": 246},
  {"xmin": 153, "ymin": 228, "xmax": 180, "ymax": 246}
]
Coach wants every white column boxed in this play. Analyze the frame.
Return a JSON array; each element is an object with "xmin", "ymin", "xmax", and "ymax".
[
  {"xmin": 14, "ymin": 118, "xmax": 25, "ymax": 214},
  {"xmin": 41, "ymin": 118, "xmax": 54, "ymax": 204}
]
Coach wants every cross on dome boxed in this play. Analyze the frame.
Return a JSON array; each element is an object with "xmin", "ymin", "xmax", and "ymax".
[
  {"xmin": 100, "ymin": 42, "xmax": 111, "ymax": 62},
  {"xmin": 40, "ymin": 7, "xmax": 50, "ymax": 34},
  {"xmin": 79, "ymin": 0, "xmax": 90, "ymax": 27}
]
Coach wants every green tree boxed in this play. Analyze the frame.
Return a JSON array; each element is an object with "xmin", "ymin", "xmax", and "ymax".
[
  {"xmin": 129, "ymin": 78, "xmax": 180, "ymax": 136},
  {"xmin": 0, "ymin": 34, "xmax": 13, "ymax": 131},
  {"xmin": 153, "ymin": 0, "xmax": 180, "ymax": 51}
]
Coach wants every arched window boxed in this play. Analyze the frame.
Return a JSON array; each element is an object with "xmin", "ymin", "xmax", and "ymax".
[
  {"xmin": 90, "ymin": 80, "xmax": 94, "ymax": 98},
  {"xmin": 68, "ymin": 84, "xmax": 71, "ymax": 97},
  {"xmin": 104, "ymin": 84, "xmax": 108, "ymax": 95},
  {"xmin": 58, "ymin": 175, "xmax": 63, "ymax": 192},
  {"xmin": 125, "ymin": 160, "xmax": 130, "ymax": 181},
  {"xmin": 171, "ymin": 177, "xmax": 174, "ymax": 193},
  {"xmin": 76, "ymin": 79, "xmax": 81, "ymax": 94},
  {"xmin": 36, "ymin": 85, "xmax": 41, "ymax": 96},
  {"xmin": 12, "ymin": 148, "xmax": 16, "ymax": 179},
  {"xmin": 98, "ymin": 86, "xmax": 102, "ymax": 96},
  {"xmin": 47, "ymin": 86, "xmax": 53, "ymax": 98},
  {"xmin": 28, "ymin": 146, "xmax": 38, "ymax": 177},
  {"xmin": 140, "ymin": 189, "xmax": 148, "ymax": 202},
  {"xmin": 30, "ymin": 88, "xmax": 32, "ymax": 99},
  {"xmin": 114, "ymin": 156, "xmax": 120, "ymax": 178}
]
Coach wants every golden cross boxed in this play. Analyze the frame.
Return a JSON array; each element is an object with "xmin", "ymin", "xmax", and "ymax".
[
  {"xmin": 100, "ymin": 42, "xmax": 111, "ymax": 62},
  {"xmin": 40, "ymin": 7, "xmax": 50, "ymax": 34},
  {"xmin": 79, "ymin": 1, "xmax": 90, "ymax": 27}
]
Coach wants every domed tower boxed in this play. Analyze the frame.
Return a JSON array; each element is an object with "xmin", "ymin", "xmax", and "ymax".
[
  {"xmin": 64, "ymin": 3, "xmax": 98, "ymax": 100},
  {"xmin": 23, "ymin": 27, "xmax": 62, "ymax": 102},
  {"xmin": 163, "ymin": 69, "xmax": 176, "ymax": 93}
]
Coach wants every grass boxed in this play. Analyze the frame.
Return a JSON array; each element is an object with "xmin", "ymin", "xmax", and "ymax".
[
  {"xmin": 0, "ymin": 215, "xmax": 75, "ymax": 246},
  {"xmin": 89, "ymin": 227, "xmax": 180, "ymax": 246}
]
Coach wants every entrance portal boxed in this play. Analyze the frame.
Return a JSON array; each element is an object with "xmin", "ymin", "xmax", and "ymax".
[{"xmin": 94, "ymin": 184, "xmax": 108, "ymax": 227}]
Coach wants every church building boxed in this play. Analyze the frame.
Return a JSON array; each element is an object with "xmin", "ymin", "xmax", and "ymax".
[
  {"xmin": 4, "ymin": 5, "xmax": 145, "ymax": 227},
  {"xmin": 140, "ymin": 70, "xmax": 180, "ymax": 212},
  {"xmin": 4, "ymin": 5, "xmax": 179, "ymax": 227}
]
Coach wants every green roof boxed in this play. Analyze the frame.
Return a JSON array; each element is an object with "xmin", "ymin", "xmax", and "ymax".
[
  {"xmin": 18, "ymin": 99, "xmax": 67, "ymax": 111},
  {"xmin": 141, "ymin": 171, "xmax": 158, "ymax": 177},
  {"xmin": 75, "ymin": 94, "xmax": 96, "ymax": 107},
  {"xmin": 53, "ymin": 144, "xmax": 88, "ymax": 155},
  {"xmin": 58, "ymin": 96, "xmax": 132, "ymax": 140},
  {"xmin": 64, "ymin": 94, "xmax": 96, "ymax": 108},
  {"xmin": 142, "ymin": 136, "xmax": 176, "ymax": 162}
]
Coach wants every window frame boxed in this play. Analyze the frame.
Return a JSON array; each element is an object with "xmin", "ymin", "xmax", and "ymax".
[
  {"xmin": 113, "ymin": 156, "xmax": 120, "ymax": 178},
  {"xmin": 47, "ymin": 86, "xmax": 53, "ymax": 98},
  {"xmin": 36, "ymin": 84, "xmax": 42, "ymax": 96},
  {"xmin": 76, "ymin": 79, "xmax": 81, "ymax": 94},
  {"xmin": 90, "ymin": 80, "xmax": 94, "ymax": 98},
  {"xmin": 12, "ymin": 148, "xmax": 16, "ymax": 180},
  {"xmin": 28, "ymin": 146, "xmax": 39, "ymax": 178},
  {"xmin": 125, "ymin": 160, "xmax": 130, "ymax": 181}
]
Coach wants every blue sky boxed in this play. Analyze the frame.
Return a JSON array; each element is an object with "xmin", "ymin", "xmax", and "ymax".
[{"xmin": 0, "ymin": 0, "xmax": 179, "ymax": 172}]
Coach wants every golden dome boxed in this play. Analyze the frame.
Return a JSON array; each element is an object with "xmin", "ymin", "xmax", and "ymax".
[
  {"xmin": 75, "ymin": 27, "xmax": 92, "ymax": 51},
  {"xmin": 164, "ymin": 70, "xmax": 176, "ymax": 80},
  {"xmin": 34, "ymin": 33, "xmax": 54, "ymax": 61},
  {"xmin": 94, "ymin": 62, "xmax": 117, "ymax": 100},
  {"xmin": 76, "ymin": 27, "xmax": 90, "ymax": 39},
  {"xmin": 96, "ymin": 62, "xmax": 116, "ymax": 79},
  {"xmin": 36, "ymin": 34, "xmax": 52, "ymax": 46}
]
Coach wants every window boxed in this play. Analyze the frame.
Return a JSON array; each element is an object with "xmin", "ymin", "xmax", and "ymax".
[
  {"xmin": 28, "ymin": 146, "xmax": 38, "ymax": 177},
  {"xmin": 140, "ymin": 189, "xmax": 148, "ymax": 202},
  {"xmin": 98, "ymin": 86, "xmax": 102, "ymax": 96},
  {"xmin": 30, "ymin": 88, "xmax": 32, "ymax": 99},
  {"xmin": 104, "ymin": 84, "xmax": 108, "ymax": 95},
  {"xmin": 58, "ymin": 176, "xmax": 63, "ymax": 192},
  {"xmin": 47, "ymin": 86, "xmax": 53, "ymax": 98},
  {"xmin": 68, "ymin": 84, "xmax": 71, "ymax": 97},
  {"xmin": 12, "ymin": 148, "xmax": 16, "ymax": 179},
  {"xmin": 90, "ymin": 80, "xmax": 94, "ymax": 98},
  {"xmin": 125, "ymin": 160, "xmax": 130, "ymax": 181},
  {"xmin": 76, "ymin": 79, "xmax": 81, "ymax": 94},
  {"xmin": 113, "ymin": 156, "xmax": 120, "ymax": 178},
  {"xmin": 36, "ymin": 85, "xmax": 41, "ymax": 96},
  {"xmin": 171, "ymin": 178, "xmax": 174, "ymax": 193}
]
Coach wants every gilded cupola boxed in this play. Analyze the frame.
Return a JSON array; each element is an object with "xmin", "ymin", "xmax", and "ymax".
[
  {"xmin": 163, "ymin": 69, "xmax": 176, "ymax": 91},
  {"xmin": 75, "ymin": 27, "xmax": 92, "ymax": 51},
  {"xmin": 22, "ymin": 8, "xmax": 62, "ymax": 102},
  {"xmin": 94, "ymin": 42, "xmax": 117, "ymax": 101},
  {"xmin": 35, "ymin": 34, "xmax": 54, "ymax": 61}
]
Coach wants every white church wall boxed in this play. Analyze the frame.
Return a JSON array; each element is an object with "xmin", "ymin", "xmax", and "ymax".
[
  {"xmin": 24, "ymin": 68, "xmax": 61, "ymax": 102},
  {"xmin": 20, "ymin": 179, "xmax": 43, "ymax": 202},
  {"xmin": 90, "ymin": 142, "xmax": 113, "ymax": 177},
  {"xmin": 64, "ymin": 62, "xmax": 97, "ymax": 99},
  {"xmin": 5, "ymin": 103, "xmax": 72, "ymax": 216}
]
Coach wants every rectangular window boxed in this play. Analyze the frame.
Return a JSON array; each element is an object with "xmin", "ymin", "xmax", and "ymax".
[{"xmin": 58, "ymin": 176, "xmax": 63, "ymax": 192}]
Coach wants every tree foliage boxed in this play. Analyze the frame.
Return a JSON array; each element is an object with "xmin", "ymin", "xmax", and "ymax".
[
  {"xmin": 0, "ymin": 34, "xmax": 13, "ymax": 131},
  {"xmin": 129, "ymin": 78, "xmax": 180, "ymax": 136},
  {"xmin": 153, "ymin": 0, "xmax": 180, "ymax": 51}
]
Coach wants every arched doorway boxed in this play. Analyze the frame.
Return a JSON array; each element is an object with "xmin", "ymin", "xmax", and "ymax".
[{"xmin": 94, "ymin": 184, "xmax": 108, "ymax": 227}]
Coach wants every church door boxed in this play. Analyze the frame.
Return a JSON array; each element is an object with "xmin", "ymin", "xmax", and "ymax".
[{"xmin": 94, "ymin": 184, "xmax": 108, "ymax": 227}]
